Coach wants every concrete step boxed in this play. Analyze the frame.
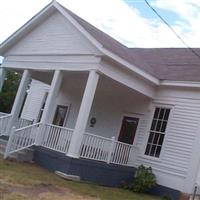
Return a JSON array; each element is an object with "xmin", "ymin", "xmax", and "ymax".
[
  {"xmin": 55, "ymin": 171, "xmax": 80, "ymax": 182},
  {"xmin": 7, "ymin": 147, "xmax": 34, "ymax": 162},
  {"xmin": 0, "ymin": 138, "xmax": 34, "ymax": 162}
]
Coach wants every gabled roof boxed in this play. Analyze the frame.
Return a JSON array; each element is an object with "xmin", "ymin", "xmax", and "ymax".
[{"xmin": 1, "ymin": 1, "xmax": 200, "ymax": 82}]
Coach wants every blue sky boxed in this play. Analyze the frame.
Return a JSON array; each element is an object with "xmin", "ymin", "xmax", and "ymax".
[
  {"xmin": 125, "ymin": 0, "xmax": 179, "ymax": 24},
  {"xmin": 1, "ymin": 0, "xmax": 200, "ymax": 63}
]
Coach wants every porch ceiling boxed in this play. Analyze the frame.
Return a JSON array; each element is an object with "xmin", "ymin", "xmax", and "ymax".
[
  {"xmin": 31, "ymin": 70, "xmax": 54, "ymax": 85},
  {"xmin": 96, "ymin": 75, "xmax": 150, "ymax": 101},
  {"xmin": 31, "ymin": 69, "xmax": 150, "ymax": 101},
  {"xmin": 31, "ymin": 70, "xmax": 89, "ymax": 86}
]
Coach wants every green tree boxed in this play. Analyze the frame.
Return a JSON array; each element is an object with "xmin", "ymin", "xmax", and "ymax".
[{"xmin": 0, "ymin": 70, "xmax": 21, "ymax": 113}]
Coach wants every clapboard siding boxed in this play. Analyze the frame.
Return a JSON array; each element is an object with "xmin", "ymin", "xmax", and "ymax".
[
  {"xmin": 5, "ymin": 11, "xmax": 100, "ymax": 56},
  {"xmin": 21, "ymin": 80, "xmax": 49, "ymax": 121},
  {"xmin": 135, "ymin": 97, "xmax": 200, "ymax": 191}
]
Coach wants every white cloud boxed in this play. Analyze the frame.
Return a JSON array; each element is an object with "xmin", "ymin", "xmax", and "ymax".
[
  {"xmin": 0, "ymin": 0, "xmax": 50, "ymax": 44},
  {"xmin": 152, "ymin": 0, "xmax": 200, "ymax": 19},
  {"xmin": 0, "ymin": 0, "xmax": 200, "ymax": 48},
  {"xmin": 152, "ymin": 0, "xmax": 200, "ymax": 47},
  {"xmin": 58, "ymin": 0, "xmax": 184, "ymax": 47}
]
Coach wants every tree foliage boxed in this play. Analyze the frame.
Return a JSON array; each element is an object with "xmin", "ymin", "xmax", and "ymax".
[{"xmin": 0, "ymin": 70, "xmax": 21, "ymax": 113}]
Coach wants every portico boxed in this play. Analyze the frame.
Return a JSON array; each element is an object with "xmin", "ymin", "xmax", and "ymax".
[{"xmin": 0, "ymin": 62, "xmax": 152, "ymax": 167}]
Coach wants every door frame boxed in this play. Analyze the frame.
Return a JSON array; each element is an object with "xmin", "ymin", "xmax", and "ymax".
[
  {"xmin": 52, "ymin": 103, "xmax": 71, "ymax": 127},
  {"xmin": 117, "ymin": 113, "xmax": 142, "ymax": 145}
]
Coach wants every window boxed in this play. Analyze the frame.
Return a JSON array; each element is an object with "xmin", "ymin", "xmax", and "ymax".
[
  {"xmin": 145, "ymin": 107, "xmax": 171, "ymax": 158},
  {"xmin": 37, "ymin": 92, "xmax": 48, "ymax": 122}
]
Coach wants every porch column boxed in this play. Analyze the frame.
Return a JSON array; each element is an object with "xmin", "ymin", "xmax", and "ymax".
[
  {"xmin": 9, "ymin": 70, "xmax": 31, "ymax": 130},
  {"xmin": 67, "ymin": 70, "xmax": 99, "ymax": 158},
  {"xmin": 40, "ymin": 70, "xmax": 62, "ymax": 124},
  {"xmin": 0, "ymin": 67, "xmax": 6, "ymax": 92}
]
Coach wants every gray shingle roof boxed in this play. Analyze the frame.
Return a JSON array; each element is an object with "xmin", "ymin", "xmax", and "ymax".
[
  {"xmin": 61, "ymin": 5, "xmax": 200, "ymax": 82},
  {"xmin": 128, "ymin": 48, "xmax": 200, "ymax": 81}
]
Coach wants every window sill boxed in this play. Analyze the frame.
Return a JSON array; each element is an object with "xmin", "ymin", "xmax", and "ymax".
[{"xmin": 139, "ymin": 154, "xmax": 163, "ymax": 163}]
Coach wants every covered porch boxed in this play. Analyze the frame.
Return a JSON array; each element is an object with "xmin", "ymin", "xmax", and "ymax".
[{"xmin": 1, "ymin": 68, "xmax": 152, "ymax": 168}]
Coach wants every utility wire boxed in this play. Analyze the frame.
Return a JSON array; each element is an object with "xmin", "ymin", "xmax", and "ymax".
[{"xmin": 144, "ymin": 0, "xmax": 200, "ymax": 59}]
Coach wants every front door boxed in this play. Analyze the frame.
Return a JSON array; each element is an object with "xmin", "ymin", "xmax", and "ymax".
[
  {"xmin": 50, "ymin": 105, "xmax": 69, "ymax": 148},
  {"xmin": 53, "ymin": 105, "xmax": 68, "ymax": 126},
  {"xmin": 118, "ymin": 116, "xmax": 139, "ymax": 144}
]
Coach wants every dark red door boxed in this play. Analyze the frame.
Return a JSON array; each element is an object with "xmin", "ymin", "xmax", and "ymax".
[{"xmin": 118, "ymin": 116, "xmax": 139, "ymax": 144}]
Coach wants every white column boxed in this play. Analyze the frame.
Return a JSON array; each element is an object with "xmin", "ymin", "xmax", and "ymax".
[
  {"xmin": 67, "ymin": 70, "xmax": 99, "ymax": 158},
  {"xmin": 9, "ymin": 70, "xmax": 30, "ymax": 130},
  {"xmin": 0, "ymin": 67, "xmax": 6, "ymax": 92},
  {"xmin": 40, "ymin": 70, "xmax": 62, "ymax": 124}
]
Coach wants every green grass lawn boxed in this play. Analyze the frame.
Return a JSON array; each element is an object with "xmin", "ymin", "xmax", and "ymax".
[{"xmin": 0, "ymin": 157, "xmax": 162, "ymax": 200}]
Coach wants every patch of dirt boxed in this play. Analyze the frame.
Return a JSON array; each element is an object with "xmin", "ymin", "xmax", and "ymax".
[
  {"xmin": 12, "ymin": 183, "xmax": 65, "ymax": 196},
  {"xmin": 0, "ymin": 182, "xmax": 99, "ymax": 200}
]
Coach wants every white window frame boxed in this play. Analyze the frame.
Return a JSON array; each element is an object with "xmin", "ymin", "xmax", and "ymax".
[{"xmin": 142, "ymin": 103, "xmax": 174, "ymax": 160}]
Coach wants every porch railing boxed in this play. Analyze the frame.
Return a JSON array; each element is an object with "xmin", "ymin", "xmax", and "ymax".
[
  {"xmin": 0, "ymin": 112, "xmax": 8, "ymax": 117},
  {"xmin": 41, "ymin": 124, "xmax": 73, "ymax": 153},
  {"xmin": 0, "ymin": 114, "xmax": 12, "ymax": 136},
  {"xmin": 15, "ymin": 118, "xmax": 33, "ymax": 129},
  {"xmin": 111, "ymin": 141, "xmax": 136, "ymax": 166},
  {"xmin": 4, "ymin": 122, "xmax": 136, "ymax": 167},
  {"xmin": 80, "ymin": 133, "xmax": 136, "ymax": 166},
  {"xmin": 80, "ymin": 133, "xmax": 112, "ymax": 162},
  {"xmin": 4, "ymin": 123, "xmax": 41, "ymax": 158},
  {"xmin": 0, "ymin": 114, "xmax": 33, "ymax": 136}
]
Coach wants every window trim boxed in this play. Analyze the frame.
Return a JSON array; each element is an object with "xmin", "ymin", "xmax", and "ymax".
[{"xmin": 142, "ymin": 103, "xmax": 174, "ymax": 159}]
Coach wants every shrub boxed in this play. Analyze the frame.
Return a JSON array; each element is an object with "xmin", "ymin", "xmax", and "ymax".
[
  {"xmin": 129, "ymin": 165, "xmax": 156, "ymax": 193},
  {"xmin": 161, "ymin": 195, "xmax": 172, "ymax": 200}
]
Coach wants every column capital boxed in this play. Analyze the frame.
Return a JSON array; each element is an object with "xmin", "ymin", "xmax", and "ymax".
[{"xmin": 91, "ymin": 69, "xmax": 103, "ymax": 76}]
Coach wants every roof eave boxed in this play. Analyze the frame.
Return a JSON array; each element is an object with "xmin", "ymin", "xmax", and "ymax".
[{"xmin": 160, "ymin": 80, "xmax": 200, "ymax": 88}]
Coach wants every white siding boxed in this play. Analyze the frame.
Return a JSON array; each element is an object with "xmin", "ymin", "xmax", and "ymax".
[
  {"xmin": 21, "ymin": 80, "xmax": 49, "ymax": 121},
  {"xmin": 135, "ymin": 88, "xmax": 200, "ymax": 193},
  {"xmin": 5, "ymin": 11, "xmax": 100, "ymax": 56}
]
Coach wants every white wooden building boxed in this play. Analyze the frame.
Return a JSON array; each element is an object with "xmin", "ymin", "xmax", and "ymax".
[{"xmin": 1, "ymin": 1, "xmax": 200, "ymax": 198}]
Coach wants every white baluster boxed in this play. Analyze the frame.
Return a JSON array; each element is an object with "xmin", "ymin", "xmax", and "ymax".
[{"xmin": 107, "ymin": 136, "xmax": 115, "ymax": 164}]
